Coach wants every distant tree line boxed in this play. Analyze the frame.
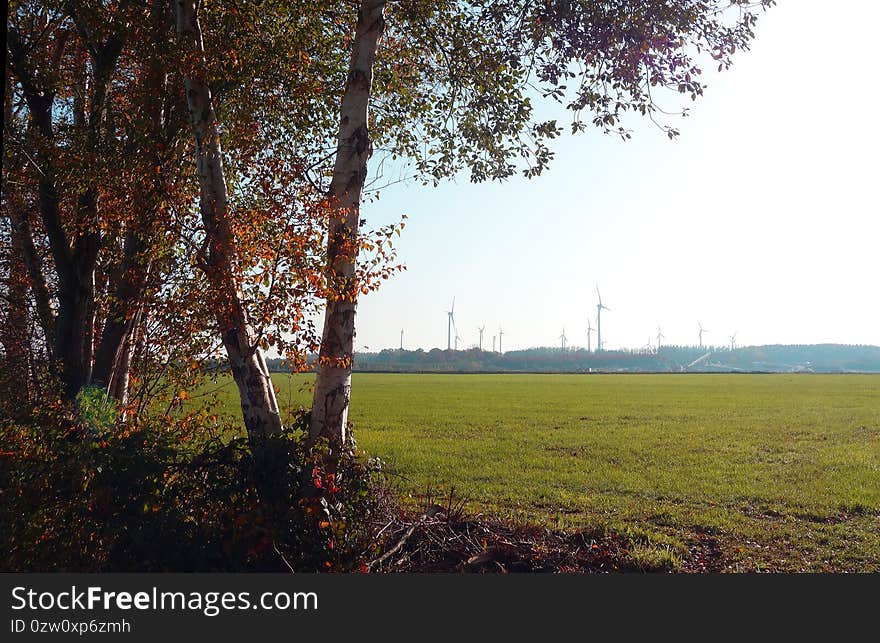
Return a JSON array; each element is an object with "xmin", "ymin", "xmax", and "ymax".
[{"xmin": 264, "ymin": 344, "xmax": 880, "ymax": 374}]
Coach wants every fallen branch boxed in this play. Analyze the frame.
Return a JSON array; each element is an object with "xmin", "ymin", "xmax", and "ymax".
[{"xmin": 368, "ymin": 505, "xmax": 442, "ymax": 571}]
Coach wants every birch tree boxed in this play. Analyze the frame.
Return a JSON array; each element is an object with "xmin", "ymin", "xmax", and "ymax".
[
  {"xmin": 310, "ymin": 0, "xmax": 387, "ymax": 445},
  {"xmin": 174, "ymin": 0, "xmax": 284, "ymax": 443}
]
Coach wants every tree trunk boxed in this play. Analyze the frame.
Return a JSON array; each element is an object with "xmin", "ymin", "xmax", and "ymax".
[
  {"xmin": 9, "ymin": 27, "xmax": 107, "ymax": 401},
  {"xmin": 25, "ymin": 93, "xmax": 98, "ymax": 400},
  {"xmin": 3, "ymin": 221, "xmax": 32, "ymax": 400},
  {"xmin": 7, "ymin": 207, "xmax": 55, "ymax": 352},
  {"xmin": 54, "ymin": 189, "xmax": 101, "ymax": 399},
  {"xmin": 54, "ymin": 247, "xmax": 99, "ymax": 399},
  {"xmin": 90, "ymin": 230, "xmax": 149, "ymax": 398},
  {"xmin": 175, "ymin": 0, "xmax": 282, "ymax": 443},
  {"xmin": 93, "ymin": 1, "xmax": 167, "ymax": 403},
  {"xmin": 3, "ymin": 71, "xmax": 39, "ymax": 390},
  {"xmin": 107, "ymin": 301, "xmax": 142, "ymax": 408},
  {"xmin": 310, "ymin": 0, "xmax": 386, "ymax": 446}
]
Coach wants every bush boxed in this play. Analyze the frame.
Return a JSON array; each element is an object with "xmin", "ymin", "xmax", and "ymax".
[{"xmin": 0, "ymin": 402, "xmax": 386, "ymax": 572}]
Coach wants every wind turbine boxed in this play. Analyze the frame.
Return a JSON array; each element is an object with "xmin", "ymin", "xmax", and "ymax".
[
  {"xmin": 400, "ymin": 329, "xmax": 404, "ymax": 350},
  {"xmin": 729, "ymin": 331, "xmax": 737, "ymax": 351},
  {"xmin": 656, "ymin": 326, "xmax": 664, "ymax": 352},
  {"xmin": 596, "ymin": 286, "xmax": 611, "ymax": 352},
  {"xmin": 478, "ymin": 325, "xmax": 485, "ymax": 351},
  {"xmin": 586, "ymin": 319, "xmax": 594, "ymax": 353},
  {"xmin": 446, "ymin": 298, "xmax": 455, "ymax": 350},
  {"xmin": 498, "ymin": 327, "xmax": 504, "ymax": 353},
  {"xmin": 559, "ymin": 327, "xmax": 567, "ymax": 352},
  {"xmin": 492, "ymin": 335, "xmax": 496, "ymax": 352},
  {"xmin": 698, "ymin": 322, "xmax": 708, "ymax": 350}
]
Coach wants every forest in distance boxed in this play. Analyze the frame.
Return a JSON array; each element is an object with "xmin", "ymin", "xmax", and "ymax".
[{"xmin": 265, "ymin": 344, "xmax": 880, "ymax": 374}]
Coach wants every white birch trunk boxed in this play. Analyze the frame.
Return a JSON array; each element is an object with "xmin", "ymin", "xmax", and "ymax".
[
  {"xmin": 175, "ymin": 0, "xmax": 282, "ymax": 442},
  {"xmin": 310, "ymin": 0, "xmax": 386, "ymax": 445}
]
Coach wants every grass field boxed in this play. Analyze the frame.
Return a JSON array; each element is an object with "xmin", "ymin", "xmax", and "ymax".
[{"xmin": 206, "ymin": 373, "xmax": 880, "ymax": 572}]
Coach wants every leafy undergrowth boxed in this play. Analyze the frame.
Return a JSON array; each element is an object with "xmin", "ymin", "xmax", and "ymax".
[{"xmin": 0, "ymin": 400, "xmax": 385, "ymax": 573}]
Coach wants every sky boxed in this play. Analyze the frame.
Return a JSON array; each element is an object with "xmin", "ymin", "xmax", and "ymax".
[{"xmin": 349, "ymin": 0, "xmax": 880, "ymax": 353}]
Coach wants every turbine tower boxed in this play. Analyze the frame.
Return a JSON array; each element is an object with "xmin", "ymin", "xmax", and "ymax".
[
  {"xmin": 492, "ymin": 335, "xmax": 496, "ymax": 352},
  {"xmin": 446, "ymin": 298, "xmax": 455, "ymax": 350},
  {"xmin": 596, "ymin": 286, "xmax": 611, "ymax": 352},
  {"xmin": 698, "ymin": 322, "xmax": 708, "ymax": 349},
  {"xmin": 478, "ymin": 325, "xmax": 485, "ymax": 351},
  {"xmin": 729, "ymin": 331, "xmax": 737, "ymax": 351},
  {"xmin": 656, "ymin": 326, "xmax": 664, "ymax": 351},
  {"xmin": 498, "ymin": 327, "xmax": 504, "ymax": 354},
  {"xmin": 559, "ymin": 327, "xmax": 567, "ymax": 352},
  {"xmin": 586, "ymin": 319, "xmax": 594, "ymax": 353},
  {"xmin": 400, "ymin": 329, "xmax": 404, "ymax": 350}
]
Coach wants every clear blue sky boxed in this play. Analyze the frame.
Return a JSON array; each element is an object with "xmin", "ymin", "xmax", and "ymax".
[{"xmin": 350, "ymin": 0, "xmax": 879, "ymax": 353}]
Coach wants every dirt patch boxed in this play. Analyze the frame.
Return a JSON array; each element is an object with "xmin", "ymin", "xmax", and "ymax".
[
  {"xmin": 794, "ymin": 510, "xmax": 855, "ymax": 524},
  {"xmin": 740, "ymin": 504, "xmax": 786, "ymax": 522},
  {"xmin": 681, "ymin": 532, "xmax": 725, "ymax": 573}
]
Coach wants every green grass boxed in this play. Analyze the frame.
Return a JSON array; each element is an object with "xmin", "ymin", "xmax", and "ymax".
[{"xmin": 206, "ymin": 373, "xmax": 880, "ymax": 572}]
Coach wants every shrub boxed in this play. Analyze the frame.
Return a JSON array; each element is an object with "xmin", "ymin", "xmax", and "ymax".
[{"xmin": 0, "ymin": 402, "xmax": 386, "ymax": 572}]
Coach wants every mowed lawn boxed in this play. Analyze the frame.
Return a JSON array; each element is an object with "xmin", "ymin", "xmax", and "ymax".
[{"xmin": 208, "ymin": 373, "xmax": 880, "ymax": 572}]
